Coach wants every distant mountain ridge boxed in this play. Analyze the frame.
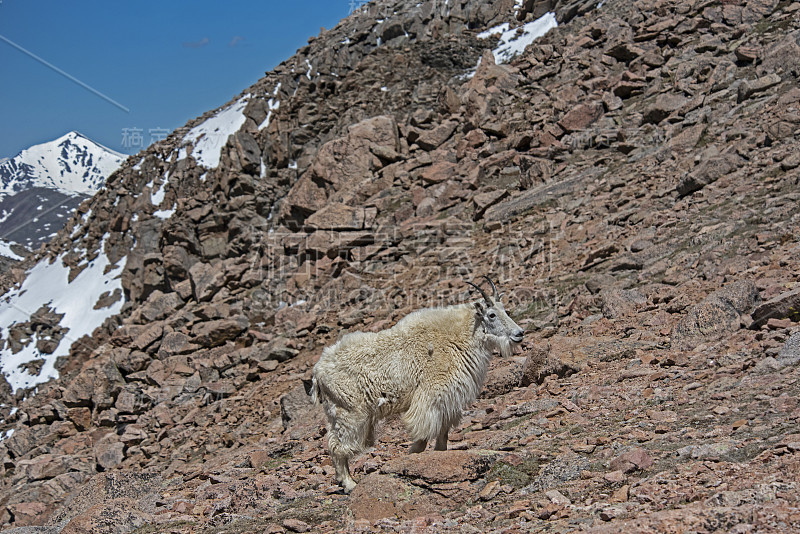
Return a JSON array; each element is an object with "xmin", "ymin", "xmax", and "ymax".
[
  {"xmin": 0, "ymin": 131, "xmax": 125, "ymax": 255},
  {"xmin": 0, "ymin": 131, "xmax": 125, "ymax": 197}
]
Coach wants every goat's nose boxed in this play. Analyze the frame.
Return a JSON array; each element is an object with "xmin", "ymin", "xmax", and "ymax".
[{"xmin": 511, "ymin": 329, "xmax": 524, "ymax": 342}]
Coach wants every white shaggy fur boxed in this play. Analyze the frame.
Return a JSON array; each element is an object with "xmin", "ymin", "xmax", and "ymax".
[{"xmin": 311, "ymin": 292, "xmax": 524, "ymax": 493}]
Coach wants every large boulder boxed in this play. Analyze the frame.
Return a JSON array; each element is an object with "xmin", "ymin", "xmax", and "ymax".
[
  {"xmin": 191, "ymin": 315, "xmax": 249, "ymax": 347},
  {"xmin": 305, "ymin": 202, "xmax": 368, "ymax": 231},
  {"xmin": 280, "ymin": 116, "xmax": 399, "ymax": 227},
  {"xmin": 750, "ymin": 288, "xmax": 800, "ymax": 329},
  {"xmin": 671, "ymin": 280, "xmax": 760, "ymax": 350},
  {"xmin": 382, "ymin": 450, "xmax": 499, "ymax": 484},
  {"xmin": 677, "ymin": 149, "xmax": 744, "ymax": 197}
]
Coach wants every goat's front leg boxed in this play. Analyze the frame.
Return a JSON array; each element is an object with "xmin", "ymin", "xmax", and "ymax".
[
  {"xmin": 331, "ymin": 451, "xmax": 357, "ymax": 493},
  {"xmin": 434, "ymin": 426, "xmax": 449, "ymax": 451},
  {"xmin": 409, "ymin": 439, "xmax": 427, "ymax": 453}
]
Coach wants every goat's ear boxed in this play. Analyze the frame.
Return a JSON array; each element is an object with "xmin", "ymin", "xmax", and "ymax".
[{"xmin": 474, "ymin": 300, "xmax": 485, "ymax": 315}]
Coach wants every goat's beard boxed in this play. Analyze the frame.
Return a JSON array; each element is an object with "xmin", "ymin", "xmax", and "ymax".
[{"xmin": 487, "ymin": 335, "xmax": 515, "ymax": 358}]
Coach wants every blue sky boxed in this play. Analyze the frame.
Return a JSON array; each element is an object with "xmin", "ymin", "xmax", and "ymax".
[{"xmin": 0, "ymin": 1, "xmax": 356, "ymax": 158}]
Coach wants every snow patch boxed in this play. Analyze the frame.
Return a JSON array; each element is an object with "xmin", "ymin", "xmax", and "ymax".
[
  {"xmin": 153, "ymin": 206, "xmax": 176, "ymax": 220},
  {"xmin": 478, "ymin": 22, "xmax": 509, "ymax": 39},
  {"xmin": 0, "ymin": 241, "xmax": 23, "ymax": 261},
  {"xmin": 479, "ymin": 13, "xmax": 558, "ymax": 64},
  {"xmin": 0, "ymin": 428, "xmax": 14, "ymax": 442},
  {"xmin": 258, "ymin": 86, "xmax": 282, "ymax": 131},
  {"xmin": 184, "ymin": 95, "xmax": 249, "ymax": 169},
  {"xmin": 0, "ymin": 236, "xmax": 126, "ymax": 392},
  {"xmin": 150, "ymin": 173, "xmax": 169, "ymax": 207}
]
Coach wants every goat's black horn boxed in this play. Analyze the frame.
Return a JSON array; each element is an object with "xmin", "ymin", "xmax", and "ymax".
[
  {"xmin": 465, "ymin": 280, "xmax": 493, "ymax": 305},
  {"xmin": 482, "ymin": 276, "xmax": 500, "ymax": 300}
]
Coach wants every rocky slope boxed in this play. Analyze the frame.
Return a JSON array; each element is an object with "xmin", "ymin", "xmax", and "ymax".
[{"xmin": 0, "ymin": 0, "xmax": 799, "ymax": 531}]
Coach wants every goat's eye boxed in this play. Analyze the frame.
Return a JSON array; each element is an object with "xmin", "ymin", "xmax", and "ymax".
[{"xmin": 488, "ymin": 311, "xmax": 497, "ymax": 320}]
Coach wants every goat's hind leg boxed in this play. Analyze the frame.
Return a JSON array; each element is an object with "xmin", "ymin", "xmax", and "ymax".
[
  {"xmin": 364, "ymin": 413, "xmax": 379, "ymax": 449},
  {"xmin": 434, "ymin": 425, "xmax": 449, "ymax": 451},
  {"xmin": 435, "ymin": 412, "xmax": 460, "ymax": 451}
]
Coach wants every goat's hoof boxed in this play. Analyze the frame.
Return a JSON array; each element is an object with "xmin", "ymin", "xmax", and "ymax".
[{"xmin": 343, "ymin": 480, "xmax": 357, "ymax": 494}]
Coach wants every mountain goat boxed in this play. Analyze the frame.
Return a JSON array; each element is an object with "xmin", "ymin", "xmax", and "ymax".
[{"xmin": 311, "ymin": 277, "xmax": 524, "ymax": 493}]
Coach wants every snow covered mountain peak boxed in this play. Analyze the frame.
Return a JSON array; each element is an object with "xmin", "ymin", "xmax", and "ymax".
[{"xmin": 0, "ymin": 131, "xmax": 126, "ymax": 197}]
